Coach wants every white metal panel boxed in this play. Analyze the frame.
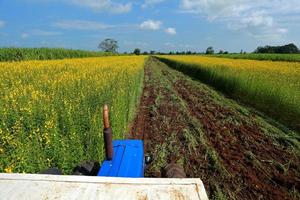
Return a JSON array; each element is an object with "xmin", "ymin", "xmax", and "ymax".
[{"xmin": 0, "ymin": 173, "xmax": 208, "ymax": 200}]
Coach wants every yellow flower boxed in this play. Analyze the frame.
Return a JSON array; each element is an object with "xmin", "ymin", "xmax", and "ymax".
[
  {"xmin": 4, "ymin": 166, "xmax": 13, "ymax": 173},
  {"xmin": 0, "ymin": 55, "xmax": 146, "ymax": 173},
  {"xmin": 161, "ymin": 55, "xmax": 300, "ymax": 107}
]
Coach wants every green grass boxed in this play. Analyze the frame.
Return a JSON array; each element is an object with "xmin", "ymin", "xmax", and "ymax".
[
  {"xmin": 0, "ymin": 47, "xmax": 115, "ymax": 62},
  {"xmin": 209, "ymin": 53, "xmax": 300, "ymax": 62}
]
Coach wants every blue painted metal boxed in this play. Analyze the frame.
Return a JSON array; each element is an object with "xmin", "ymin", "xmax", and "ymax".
[{"xmin": 97, "ymin": 140, "xmax": 144, "ymax": 178}]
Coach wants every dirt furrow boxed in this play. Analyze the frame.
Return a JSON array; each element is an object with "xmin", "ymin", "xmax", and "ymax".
[
  {"xmin": 130, "ymin": 57, "xmax": 300, "ymax": 200},
  {"xmin": 168, "ymin": 75, "xmax": 299, "ymax": 200}
]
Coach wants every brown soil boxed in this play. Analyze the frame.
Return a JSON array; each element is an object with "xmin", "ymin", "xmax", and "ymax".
[{"xmin": 130, "ymin": 57, "xmax": 300, "ymax": 200}]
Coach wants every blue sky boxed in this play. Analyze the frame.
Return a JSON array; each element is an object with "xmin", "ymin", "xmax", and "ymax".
[{"xmin": 0, "ymin": 0, "xmax": 299, "ymax": 52}]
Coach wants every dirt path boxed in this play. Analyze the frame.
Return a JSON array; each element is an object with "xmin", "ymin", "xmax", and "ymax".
[{"xmin": 130, "ymin": 57, "xmax": 300, "ymax": 200}]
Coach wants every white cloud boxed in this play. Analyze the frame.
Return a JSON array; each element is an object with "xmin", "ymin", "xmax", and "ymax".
[
  {"xmin": 164, "ymin": 42, "xmax": 175, "ymax": 48},
  {"xmin": 142, "ymin": 0, "xmax": 166, "ymax": 9},
  {"xmin": 123, "ymin": 40, "xmax": 148, "ymax": 47},
  {"xmin": 29, "ymin": 0, "xmax": 132, "ymax": 13},
  {"xmin": 140, "ymin": 20, "xmax": 162, "ymax": 30},
  {"xmin": 276, "ymin": 28, "xmax": 288, "ymax": 34},
  {"xmin": 0, "ymin": 20, "xmax": 5, "ymax": 28},
  {"xmin": 53, "ymin": 20, "xmax": 114, "ymax": 30},
  {"xmin": 21, "ymin": 29, "xmax": 61, "ymax": 39},
  {"xmin": 21, "ymin": 33, "xmax": 29, "ymax": 39},
  {"xmin": 31, "ymin": 29, "xmax": 62, "ymax": 36},
  {"xmin": 241, "ymin": 11, "xmax": 273, "ymax": 28},
  {"xmin": 165, "ymin": 27, "xmax": 176, "ymax": 35},
  {"xmin": 180, "ymin": 0, "xmax": 247, "ymax": 19},
  {"xmin": 227, "ymin": 11, "xmax": 274, "ymax": 31},
  {"xmin": 20, "ymin": 29, "xmax": 62, "ymax": 39},
  {"xmin": 64, "ymin": 0, "xmax": 131, "ymax": 13},
  {"xmin": 180, "ymin": 0, "xmax": 299, "ymax": 38}
]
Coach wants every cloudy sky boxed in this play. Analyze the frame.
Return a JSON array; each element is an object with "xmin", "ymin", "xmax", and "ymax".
[{"xmin": 0, "ymin": 0, "xmax": 299, "ymax": 52}]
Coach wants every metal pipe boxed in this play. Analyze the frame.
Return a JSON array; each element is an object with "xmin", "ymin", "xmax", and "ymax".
[{"xmin": 103, "ymin": 104, "xmax": 113, "ymax": 160}]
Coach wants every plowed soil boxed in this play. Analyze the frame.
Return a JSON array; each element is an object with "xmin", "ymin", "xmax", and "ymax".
[{"xmin": 130, "ymin": 57, "xmax": 300, "ymax": 200}]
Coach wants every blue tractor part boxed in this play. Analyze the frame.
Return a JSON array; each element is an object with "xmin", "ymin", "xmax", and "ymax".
[
  {"xmin": 97, "ymin": 140, "xmax": 144, "ymax": 177},
  {"xmin": 97, "ymin": 105, "xmax": 145, "ymax": 178}
]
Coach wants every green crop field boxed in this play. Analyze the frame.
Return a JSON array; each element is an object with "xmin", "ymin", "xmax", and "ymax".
[
  {"xmin": 158, "ymin": 55, "xmax": 300, "ymax": 132},
  {"xmin": 0, "ymin": 48, "xmax": 114, "ymax": 62},
  {"xmin": 210, "ymin": 53, "xmax": 300, "ymax": 62}
]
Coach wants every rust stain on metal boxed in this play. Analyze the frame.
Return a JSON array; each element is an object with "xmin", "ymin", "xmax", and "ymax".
[
  {"xmin": 137, "ymin": 191, "xmax": 148, "ymax": 200},
  {"xmin": 171, "ymin": 189, "xmax": 186, "ymax": 200},
  {"xmin": 103, "ymin": 104, "xmax": 110, "ymax": 129}
]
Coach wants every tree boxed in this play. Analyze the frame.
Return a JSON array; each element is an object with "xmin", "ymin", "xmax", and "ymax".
[
  {"xmin": 206, "ymin": 46, "xmax": 214, "ymax": 54},
  {"xmin": 98, "ymin": 38, "xmax": 119, "ymax": 53},
  {"xmin": 278, "ymin": 43, "xmax": 299, "ymax": 53},
  {"xmin": 254, "ymin": 43, "xmax": 299, "ymax": 54},
  {"xmin": 218, "ymin": 50, "xmax": 224, "ymax": 54},
  {"xmin": 133, "ymin": 48, "xmax": 141, "ymax": 55},
  {"xmin": 142, "ymin": 51, "xmax": 149, "ymax": 55}
]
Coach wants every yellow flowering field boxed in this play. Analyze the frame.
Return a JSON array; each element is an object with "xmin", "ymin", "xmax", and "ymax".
[
  {"xmin": 0, "ymin": 56, "xmax": 145, "ymax": 174},
  {"xmin": 159, "ymin": 55, "xmax": 300, "ymax": 131}
]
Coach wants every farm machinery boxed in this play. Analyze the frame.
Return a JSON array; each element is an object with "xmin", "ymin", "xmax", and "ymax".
[
  {"xmin": 73, "ymin": 104, "xmax": 146, "ymax": 177},
  {"xmin": 0, "ymin": 104, "xmax": 208, "ymax": 199},
  {"xmin": 71, "ymin": 104, "xmax": 185, "ymax": 178}
]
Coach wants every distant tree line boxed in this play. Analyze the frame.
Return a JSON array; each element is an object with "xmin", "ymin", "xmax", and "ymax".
[
  {"xmin": 129, "ymin": 50, "xmax": 203, "ymax": 55},
  {"xmin": 98, "ymin": 39, "xmax": 299, "ymax": 55},
  {"xmin": 254, "ymin": 43, "xmax": 299, "ymax": 54}
]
